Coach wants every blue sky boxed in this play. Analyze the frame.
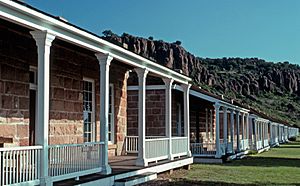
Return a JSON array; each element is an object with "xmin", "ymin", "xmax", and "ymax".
[{"xmin": 26, "ymin": 0, "xmax": 300, "ymax": 64}]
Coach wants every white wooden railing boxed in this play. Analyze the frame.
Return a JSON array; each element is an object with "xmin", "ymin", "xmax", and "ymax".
[
  {"xmin": 48, "ymin": 142, "xmax": 103, "ymax": 182},
  {"xmin": 125, "ymin": 136, "xmax": 166, "ymax": 154},
  {"xmin": 125, "ymin": 136, "xmax": 138, "ymax": 153},
  {"xmin": 145, "ymin": 137, "xmax": 169, "ymax": 161},
  {"xmin": 126, "ymin": 136, "xmax": 188, "ymax": 164},
  {"xmin": 0, "ymin": 145, "xmax": 42, "ymax": 186},
  {"xmin": 172, "ymin": 137, "xmax": 188, "ymax": 156},
  {"xmin": 256, "ymin": 140, "xmax": 263, "ymax": 150},
  {"xmin": 263, "ymin": 139, "xmax": 269, "ymax": 147},
  {"xmin": 191, "ymin": 142, "xmax": 216, "ymax": 156},
  {"xmin": 227, "ymin": 142, "xmax": 233, "ymax": 153}
]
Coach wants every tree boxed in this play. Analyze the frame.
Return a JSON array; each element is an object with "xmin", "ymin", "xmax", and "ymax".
[
  {"xmin": 102, "ymin": 30, "xmax": 114, "ymax": 37},
  {"xmin": 175, "ymin": 40, "xmax": 182, "ymax": 45}
]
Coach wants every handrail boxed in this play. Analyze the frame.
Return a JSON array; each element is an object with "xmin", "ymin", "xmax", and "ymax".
[
  {"xmin": 0, "ymin": 145, "xmax": 42, "ymax": 151},
  {"xmin": 171, "ymin": 136, "xmax": 188, "ymax": 140},
  {"xmin": 145, "ymin": 137, "xmax": 169, "ymax": 142},
  {"xmin": 49, "ymin": 141, "xmax": 104, "ymax": 148}
]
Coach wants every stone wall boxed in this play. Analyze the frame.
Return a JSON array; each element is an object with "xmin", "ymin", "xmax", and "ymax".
[
  {"xmin": 0, "ymin": 19, "xmax": 35, "ymax": 147},
  {"xmin": 190, "ymin": 107, "xmax": 216, "ymax": 143},
  {"xmin": 127, "ymin": 88, "xmax": 185, "ymax": 137},
  {"xmin": 0, "ymin": 19, "xmax": 128, "ymax": 156},
  {"xmin": 127, "ymin": 89, "xmax": 166, "ymax": 136}
]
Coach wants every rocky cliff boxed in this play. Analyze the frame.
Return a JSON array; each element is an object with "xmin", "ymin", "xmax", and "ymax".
[{"xmin": 102, "ymin": 32, "xmax": 300, "ymax": 127}]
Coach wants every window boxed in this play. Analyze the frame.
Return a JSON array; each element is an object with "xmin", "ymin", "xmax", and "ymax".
[
  {"xmin": 29, "ymin": 66, "xmax": 37, "ymax": 145},
  {"xmin": 83, "ymin": 78, "xmax": 95, "ymax": 142},
  {"xmin": 108, "ymin": 84, "xmax": 114, "ymax": 143},
  {"xmin": 175, "ymin": 103, "xmax": 182, "ymax": 136},
  {"xmin": 29, "ymin": 66, "xmax": 37, "ymax": 90}
]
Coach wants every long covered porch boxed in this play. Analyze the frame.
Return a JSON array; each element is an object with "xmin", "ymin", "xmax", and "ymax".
[
  {"xmin": 249, "ymin": 116, "xmax": 270, "ymax": 151},
  {"xmin": 125, "ymin": 75, "xmax": 192, "ymax": 166},
  {"xmin": 188, "ymin": 88, "xmax": 250, "ymax": 159},
  {"xmin": 0, "ymin": 1, "xmax": 192, "ymax": 185}
]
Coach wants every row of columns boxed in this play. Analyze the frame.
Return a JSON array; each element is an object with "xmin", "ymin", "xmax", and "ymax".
[
  {"xmin": 30, "ymin": 30, "xmax": 114, "ymax": 185},
  {"xmin": 32, "ymin": 29, "xmax": 192, "ymax": 183},
  {"xmin": 204, "ymin": 108, "xmax": 214, "ymax": 142},
  {"xmin": 214, "ymin": 103, "xmax": 249, "ymax": 158},
  {"xmin": 135, "ymin": 69, "xmax": 191, "ymax": 166}
]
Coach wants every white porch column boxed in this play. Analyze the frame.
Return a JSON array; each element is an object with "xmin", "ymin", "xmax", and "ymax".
[
  {"xmin": 236, "ymin": 110, "xmax": 240, "ymax": 152},
  {"xmin": 241, "ymin": 112, "xmax": 245, "ymax": 150},
  {"xmin": 230, "ymin": 110, "xmax": 234, "ymax": 153},
  {"xmin": 262, "ymin": 122, "xmax": 265, "ymax": 146},
  {"xmin": 182, "ymin": 83, "xmax": 192, "ymax": 156},
  {"xmin": 30, "ymin": 30, "xmax": 55, "ymax": 186},
  {"xmin": 135, "ymin": 68, "xmax": 149, "ymax": 166},
  {"xmin": 249, "ymin": 116, "xmax": 253, "ymax": 149},
  {"xmin": 210, "ymin": 109, "xmax": 213, "ymax": 141},
  {"xmin": 270, "ymin": 123, "xmax": 273, "ymax": 145},
  {"xmin": 223, "ymin": 107, "xmax": 228, "ymax": 153},
  {"xmin": 246, "ymin": 113, "xmax": 249, "ymax": 149},
  {"xmin": 214, "ymin": 103, "xmax": 221, "ymax": 158},
  {"xmin": 253, "ymin": 120, "xmax": 257, "ymax": 150},
  {"xmin": 163, "ymin": 78, "xmax": 174, "ymax": 160},
  {"xmin": 95, "ymin": 53, "xmax": 113, "ymax": 174}
]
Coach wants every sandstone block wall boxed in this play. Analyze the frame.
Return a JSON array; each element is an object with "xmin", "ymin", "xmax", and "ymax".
[
  {"xmin": 127, "ymin": 88, "xmax": 185, "ymax": 137},
  {"xmin": 127, "ymin": 89, "xmax": 166, "ymax": 136},
  {"xmin": 0, "ymin": 19, "xmax": 128, "ymax": 156}
]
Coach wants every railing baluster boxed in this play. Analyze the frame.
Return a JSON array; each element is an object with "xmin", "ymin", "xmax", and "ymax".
[
  {"xmin": 9, "ymin": 149, "xmax": 12, "ymax": 185},
  {"xmin": 5, "ymin": 151, "xmax": 9, "ymax": 185},
  {"xmin": 12, "ymin": 150, "xmax": 16, "ymax": 184},
  {"xmin": 0, "ymin": 151, "xmax": 2, "ymax": 186}
]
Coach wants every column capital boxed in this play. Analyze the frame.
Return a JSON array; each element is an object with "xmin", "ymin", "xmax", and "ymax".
[
  {"xmin": 162, "ymin": 77, "xmax": 174, "ymax": 86},
  {"xmin": 181, "ymin": 83, "xmax": 191, "ymax": 92},
  {"xmin": 30, "ymin": 30, "xmax": 56, "ymax": 48},
  {"xmin": 213, "ymin": 103, "xmax": 220, "ymax": 110},
  {"xmin": 135, "ymin": 68, "xmax": 149, "ymax": 79},
  {"xmin": 235, "ymin": 110, "xmax": 240, "ymax": 115},
  {"xmin": 95, "ymin": 53, "xmax": 113, "ymax": 66}
]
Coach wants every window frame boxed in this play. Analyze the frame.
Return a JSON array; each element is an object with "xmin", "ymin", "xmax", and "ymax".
[
  {"xmin": 175, "ymin": 102, "xmax": 182, "ymax": 136},
  {"xmin": 108, "ymin": 83, "xmax": 115, "ymax": 144},
  {"xmin": 83, "ymin": 77, "xmax": 96, "ymax": 142},
  {"xmin": 29, "ymin": 66, "xmax": 37, "ymax": 90}
]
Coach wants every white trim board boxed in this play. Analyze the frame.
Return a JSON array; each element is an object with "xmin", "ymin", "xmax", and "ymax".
[{"xmin": 127, "ymin": 85, "xmax": 165, "ymax": 90}]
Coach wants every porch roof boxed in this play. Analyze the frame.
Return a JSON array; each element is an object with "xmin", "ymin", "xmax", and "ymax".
[
  {"xmin": 0, "ymin": 0, "xmax": 191, "ymax": 85},
  {"xmin": 185, "ymin": 85, "xmax": 250, "ymax": 112}
]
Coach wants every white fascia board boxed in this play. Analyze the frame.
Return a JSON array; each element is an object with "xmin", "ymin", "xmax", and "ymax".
[
  {"xmin": 188, "ymin": 89, "xmax": 249, "ymax": 112},
  {"xmin": 250, "ymin": 114, "xmax": 269, "ymax": 123},
  {"xmin": 127, "ymin": 85, "xmax": 165, "ymax": 91},
  {"xmin": 0, "ymin": 0, "xmax": 191, "ymax": 84}
]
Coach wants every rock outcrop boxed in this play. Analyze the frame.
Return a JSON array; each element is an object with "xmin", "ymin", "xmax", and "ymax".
[{"xmin": 102, "ymin": 32, "xmax": 300, "ymax": 126}]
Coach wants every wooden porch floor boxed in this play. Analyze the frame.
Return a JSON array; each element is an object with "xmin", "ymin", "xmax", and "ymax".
[
  {"xmin": 109, "ymin": 155, "xmax": 141, "ymax": 174},
  {"xmin": 54, "ymin": 155, "xmax": 190, "ymax": 185}
]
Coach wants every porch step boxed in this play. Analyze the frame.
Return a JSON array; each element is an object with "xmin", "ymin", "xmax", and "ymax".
[
  {"xmin": 193, "ymin": 157, "xmax": 223, "ymax": 164},
  {"xmin": 114, "ymin": 172, "xmax": 157, "ymax": 186}
]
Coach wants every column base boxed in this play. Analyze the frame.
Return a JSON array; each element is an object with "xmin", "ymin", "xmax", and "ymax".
[
  {"xmin": 100, "ymin": 164, "xmax": 112, "ymax": 175},
  {"xmin": 168, "ymin": 154, "xmax": 174, "ymax": 161},
  {"xmin": 187, "ymin": 150, "xmax": 192, "ymax": 157},
  {"xmin": 136, "ymin": 158, "xmax": 148, "ymax": 167},
  {"xmin": 215, "ymin": 153, "xmax": 222, "ymax": 158},
  {"xmin": 40, "ymin": 176, "xmax": 52, "ymax": 186}
]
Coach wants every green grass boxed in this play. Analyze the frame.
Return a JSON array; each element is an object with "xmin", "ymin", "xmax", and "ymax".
[{"xmin": 150, "ymin": 137, "xmax": 300, "ymax": 186}]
